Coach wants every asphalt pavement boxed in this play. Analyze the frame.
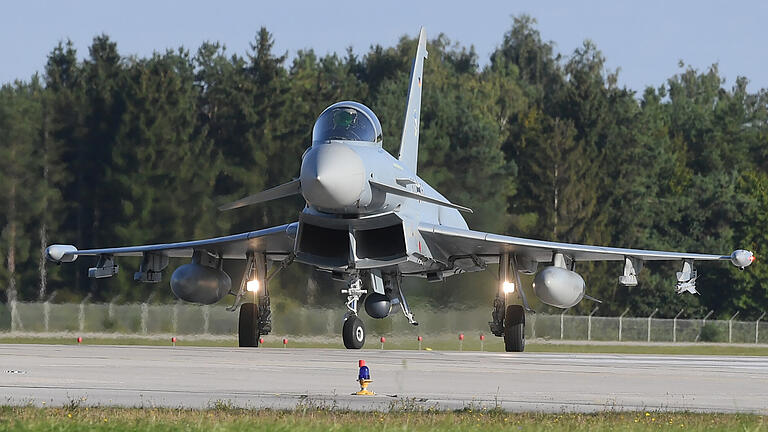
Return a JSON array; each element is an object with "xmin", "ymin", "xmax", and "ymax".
[{"xmin": 1, "ymin": 344, "xmax": 766, "ymax": 413}]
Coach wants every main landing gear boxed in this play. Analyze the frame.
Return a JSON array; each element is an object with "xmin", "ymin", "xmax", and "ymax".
[
  {"xmin": 341, "ymin": 274, "xmax": 367, "ymax": 349},
  {"xmin": 489, "ymin": 254, "xmax": 532, "ymax": 352},
  {"xmin": 232, "ymin": 253, "xmax": 282, "ymax": 347}
]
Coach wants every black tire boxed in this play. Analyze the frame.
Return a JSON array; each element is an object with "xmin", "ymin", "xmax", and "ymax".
[
  {"xmin": 342, "ymin": 315, "xmax": 365, "ymax": 349},
  {"xmin": 239, "ymin": 302, "xmax": 260, "ymax": 347},
  {"xmin": 504, "ymin": 305, "xmax": 525, "ymax": 352}
]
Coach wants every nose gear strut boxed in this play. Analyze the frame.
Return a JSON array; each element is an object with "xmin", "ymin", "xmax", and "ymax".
[
  {"xmin": 341, "ymin": 274, "xmax": 367, "ymax": 349},
  {"xmin": 342, "ymin": 274, "xmax": 367, "ymax": 316}
]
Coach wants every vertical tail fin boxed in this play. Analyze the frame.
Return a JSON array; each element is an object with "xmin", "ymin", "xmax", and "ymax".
[{"xmin": 397, "ymin": 27, "xmax": 428, "ymax": 174}]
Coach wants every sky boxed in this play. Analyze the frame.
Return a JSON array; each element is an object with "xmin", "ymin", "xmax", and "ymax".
[{"xmin": 2, "ymin": 0, "xmax": 766, "ymax": 93}]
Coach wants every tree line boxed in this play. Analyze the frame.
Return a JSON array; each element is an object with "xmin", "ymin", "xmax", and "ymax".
[{"xmin": 1, "ymin": 16, "xmax": 766, "ymax": 318}]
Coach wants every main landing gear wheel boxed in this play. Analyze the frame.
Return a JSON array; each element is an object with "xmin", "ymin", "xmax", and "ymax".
[
  {"xmin": 504, "ymin": 304, "xmax": 525, "ymax": 352},
  {"xmin": 239, "ymin": 302, "xmax": 260, "ymax": 347},
  {"xmin": 343, "ymin": 315, "xmax": 366, "ymax": 349}
]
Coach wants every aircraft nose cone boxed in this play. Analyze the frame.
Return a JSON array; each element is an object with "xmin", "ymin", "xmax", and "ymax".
[{"xmin": 300, "ymin": 144, "xmax": 365, "ymax": 210}]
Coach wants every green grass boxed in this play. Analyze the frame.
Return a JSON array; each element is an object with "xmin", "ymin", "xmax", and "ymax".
[
  {"xmin": 0, "ymin": 406, "xmax": 765, "ymax": 431},
  {"xmin": 2, "ymin": 334, "xmax": 768, "ymax": 356}
]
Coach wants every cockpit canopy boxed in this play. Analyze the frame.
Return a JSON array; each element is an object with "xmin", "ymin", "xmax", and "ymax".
[{"xmin": 312, "ymin": 101, "xmax": 382, "ymax": 144}]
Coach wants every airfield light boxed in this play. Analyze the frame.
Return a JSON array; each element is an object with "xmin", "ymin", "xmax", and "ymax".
[
  {"xmin": 502, "ymin": 281, "xmax": 515, "ymax": 294},
  {"xmin": 246, "ymin": 278, "xmax": 260, "ymax": 292}
]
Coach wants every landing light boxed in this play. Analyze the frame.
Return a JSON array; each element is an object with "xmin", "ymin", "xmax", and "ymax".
[
  {"xmin": 246, "ymin": 279, "xmax": 260, "ymax": 292},
  {"xmin": 502, "ymin": 281, "xmax": 515, "ymax": 294}
]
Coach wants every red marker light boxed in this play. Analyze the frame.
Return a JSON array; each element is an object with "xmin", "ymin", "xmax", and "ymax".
[
  {"xmin": 282, "ymin": 338, "xmax": 288, "ymax": 347},
  {"xmin": 77, "ymin": 337, "xmax": 82, "ymax": 344},
  {"xmin": 480, "ymin": 334, "xmax": 485, "ymax": 341},
  {"xmin": 417, "ymin": 336, "xmax": 422, "ymax": 341},
  {"xmin": 171, "ymin": 337, "xmax": 176, "ymax": 343},
  {"xmin": 259, "ymin": 337, "xmax": 264, "ymax": 344},
  {"xmin": 459, "ymin": 333, "xmax": 464, "ymax": 341},
  {"xmin": 750, "ymin": 255, "xmax": 756, "ymax": 262},
  {"xmin": 380, "ymin": 337, "xmax": 386, "ymax": 343}
]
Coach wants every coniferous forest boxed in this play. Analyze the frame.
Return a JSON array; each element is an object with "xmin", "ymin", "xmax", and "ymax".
[{"xmin": 1, "ymin": 16, "xmax": 767, "ymax": 318}]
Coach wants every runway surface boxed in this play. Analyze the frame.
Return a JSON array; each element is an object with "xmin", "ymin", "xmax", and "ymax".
[{"xmin": 1, "ymin": 344, "xmax": 767, "ymax": 413}]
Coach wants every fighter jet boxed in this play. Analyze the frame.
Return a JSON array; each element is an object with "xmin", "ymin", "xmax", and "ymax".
[{"xmin": 46, "ymin": 28, "xmax": 755, "ymax": 351}]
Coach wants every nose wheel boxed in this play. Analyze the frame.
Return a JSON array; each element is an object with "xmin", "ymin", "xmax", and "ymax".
[{"xmin": 343, "ymin": 315, "xmax": 366, "ymax": 349}]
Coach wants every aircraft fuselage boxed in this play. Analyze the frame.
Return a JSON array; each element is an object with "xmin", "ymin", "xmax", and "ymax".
[{"xmin": 294, "ymin": 112, "xmax": 468, "ymax": 277}]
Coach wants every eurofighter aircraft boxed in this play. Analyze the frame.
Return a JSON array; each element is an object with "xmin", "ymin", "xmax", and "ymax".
[{"xmin": 46, "ymin": 28, "xmax": 755, "ymax": 351}]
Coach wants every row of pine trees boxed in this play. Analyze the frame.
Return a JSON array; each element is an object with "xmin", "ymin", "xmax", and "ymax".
[{"xmin": 1, "ymin": 16, "xmax": 767, "ymax": 318}]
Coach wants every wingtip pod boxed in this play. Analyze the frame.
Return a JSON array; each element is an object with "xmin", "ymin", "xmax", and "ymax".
[
  {"xmin": 731, "ymin": 249, "xmax": 755, "ymax": 269},
  {"xmin": 45, "ymin": 245, "xmax": 78, "ymax": 263}
]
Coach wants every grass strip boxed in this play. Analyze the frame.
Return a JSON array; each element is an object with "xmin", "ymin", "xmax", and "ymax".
[
  {"xmin": 2, "ymin": 335, "xmax": 768, "ymax": 356},
  {"xmin": 0, "ymin": 405, "xmax": 765, "ymax": 431}
]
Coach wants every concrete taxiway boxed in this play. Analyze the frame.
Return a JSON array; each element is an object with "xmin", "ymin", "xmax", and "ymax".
[{"xmin": 1, "ymin": 344, "xmax": 766, "ymax": 413}]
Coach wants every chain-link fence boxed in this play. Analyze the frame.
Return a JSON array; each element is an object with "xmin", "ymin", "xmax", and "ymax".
[{"xmin": 1, "ymin": 301, "xmax": 767, "ymax": 343}]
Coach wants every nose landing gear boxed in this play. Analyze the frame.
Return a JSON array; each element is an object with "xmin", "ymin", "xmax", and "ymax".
[{"xmin": 341, "ymin": 274, "xmax": 367, "ymax": 349}]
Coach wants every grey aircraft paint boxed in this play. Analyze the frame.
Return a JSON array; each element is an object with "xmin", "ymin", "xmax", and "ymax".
[{"xmin": 45, "ymin": 27, "xmax": 755, "ymax": 351}]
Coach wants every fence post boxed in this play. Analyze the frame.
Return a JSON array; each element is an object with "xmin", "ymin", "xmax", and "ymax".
[
  {"xmin": 560, "ymin": 309, "xmax": 569, "ymax": 340},
  {"xmin": 673, "ymin": 309, "xmax": 684, "ymax": 343},
  {"xmin": 108, "ymin": 295, "xmax": 122, "ymax": 323},
  {"xmin": 10, "ymin": 299, "xmax": 16, "ymax": 332},
  {"xmin": 43, "ymin": 291, "xmax": 57, "ymax": 333},
  {"xmin": 43, "ymin": 301, "xmax": 49, "ymax": 333},
  {"xmin": 172, "ymin": 301, "xmax": 179, "ymax": 334},
  {"xmin": 588, "ymin": 306, "xmax": 599, "ymax": 341},
  {"xmin": 728, "ymin": 311, "xmax": 740, "ymax": 343},
  {"xmin": 756, "ymin": 312, "xmax": 766, "ymax": 344},
  {"xmin": 141, "ymin": 293, "xmax": 155, "ymax": 335},
  {"xmin": 618, "ymin": 308, "xmax": 629, "ymax": 341},
  {"xmin": 647, "ymin": 308, "xmax": 658, "ymax": 342},
  {"xmin": 696, "ymin": 310, "xmax": 714, "ymax": 342},
  {"xmin": 78, "ymin": 294, "xmax": 92, "ymax": 333},
  {"xmin": 203, "ymin": 305, "xmax": 210, "ymax": 335}
]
